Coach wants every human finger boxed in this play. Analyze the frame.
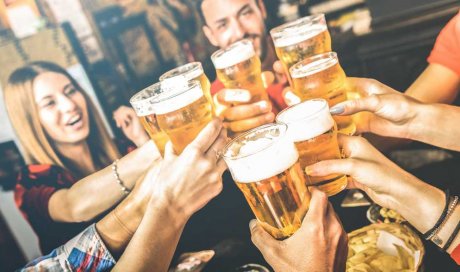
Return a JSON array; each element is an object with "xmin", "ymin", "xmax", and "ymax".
[
  {"xmin": 186, "ymin": 118, "xmax": 223, "ymax": 153},
  {"xmin": 225, "ymin": 112, "xmax": 275, "ymax": 132},
  {"xmin": 222, "ymin": 100, "xmax": 271, "ymax": 121}
]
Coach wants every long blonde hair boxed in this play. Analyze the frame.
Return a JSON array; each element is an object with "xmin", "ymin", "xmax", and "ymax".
[{"xmin": 4, "ymin": 61, "xmax": 120, "ymax": 171}]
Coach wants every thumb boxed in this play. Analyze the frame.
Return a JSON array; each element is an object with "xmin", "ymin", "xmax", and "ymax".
[
  {"xmin": 163, "ymin": 141, "xmax": 176, "ymax": 159},
  {"xmin": 249, "ymin": 220, "xmax": 279, "ymax": 261},
  {"xmin": 330, "ymin": 95, "xmax": 381, "ymax": 116},
  {"xmin": 282, "ymin": 87, "xmax": 301, "ymax": 106}
]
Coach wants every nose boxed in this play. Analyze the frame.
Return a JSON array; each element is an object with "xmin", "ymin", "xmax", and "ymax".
[
  {"xmin": 230, "ymin": 18, "xmax": 246, "ymax": 42},
  {"xmin": 57, "ymin": 94, "xmax": 78, "ymax": 113}
]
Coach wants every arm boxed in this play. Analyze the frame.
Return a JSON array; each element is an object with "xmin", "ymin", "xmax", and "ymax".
[
  {"xmin": 49, "ymin": 140, "xmax": 161, "ymax": 223},
  {"xmin": 332, "ymin": 77, "xmax": 460, "ymax": 151},
  {"xmin": 405, "ymin": 63, "xmax": 460, "ymax": 104},
  {"xmin": 113, "ymin": 118, "xmax": 228, "ymax": 271},
  {"xmin": 306, "ymin": 135, "xmax": 460, "ymax": 254}
]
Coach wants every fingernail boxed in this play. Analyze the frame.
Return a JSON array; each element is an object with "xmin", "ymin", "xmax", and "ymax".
[
  {"xmin": 284, "ymin": 91, "xmax": 301, "ymax": 105},
  {"xmin": 330, "ymin": 104, "xmax": 345, "ymax": 115},
  {"xmin": 305, "ymin": 166, "xmax": 314, "ymax": 176},
  {"xmin": 257, "ymin": 101, "xmax": 269, "ymax": 111},
  {"xmin": 265, "ymin": 113, "xmax": 274, "ymax": 122},
  {"xmin": 249, "ymin": 219, "xmax": 257, "ymax": 231}
]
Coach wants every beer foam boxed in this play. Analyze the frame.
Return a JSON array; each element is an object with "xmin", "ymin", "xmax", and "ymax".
[
  {"xmin": 272, "ymin": 25, "xmax": 327, "ymax": 48},
  {"xmin": 212, "ymin": 40, "xmax": 255, "ymax": 69},
  {"xmin": 160, "ymin": 62, "xmax": 203, "ymax": 82},
  {"xmin": 152, "ymin": 82, "xmax": 204, "ymax": 115},
  {"xmin": 290, "ymin": 53, "xmax": 337, "ymax": 79},
  {"xmin": 130, "ymin": 83, "xmax": 161, "ymax": 117},
  {"xmin": 224, "ymin": 126, "xmax": 299, "ymax": 183},
  {"xmin": 277, "ymin": 99, "xmax": 334, "ymax": 142}
]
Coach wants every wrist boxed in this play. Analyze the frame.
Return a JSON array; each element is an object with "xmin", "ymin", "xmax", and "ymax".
[
  {"xmin": 149, "ymin": 194, "xmax": 190, "ymax": 227},
  {"xmin": 408, "ymin": 103, "xmax": 438, "ymax": 142},
  {"xmin": 396, "ymin": 181, "xmax": 445, "ymax": 234}
]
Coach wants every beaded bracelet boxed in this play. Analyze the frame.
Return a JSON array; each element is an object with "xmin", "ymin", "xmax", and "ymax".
[
  {"xmin": 429, "ymin": 196, "xmax": 459, "ymax": 246},
  {"xmin": 112, "ymin": 159, "xmax": 131, "ymax": 195},
  {"xmin": 423, "ymin": 189, "xmax": 450, "ymax": 240}
]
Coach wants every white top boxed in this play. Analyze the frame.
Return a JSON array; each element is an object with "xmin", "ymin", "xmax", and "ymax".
[
  {"xmin": 212, "ymin": 40, "xmax": 255, "ymax": 69},
  {"xmin": 153, "ymin": 82, "xmax": 204, "ymax": 115},
  {"xmin": 277, "ymin": 99, "xmax": 334, "ymax": 142},
  {"xmin": 224, "ymin": 126, "xmax": 299, "ymax": 183},
  {"xmin": 273, "ymin": 24, "xmax": 327, "ymax": 48}
]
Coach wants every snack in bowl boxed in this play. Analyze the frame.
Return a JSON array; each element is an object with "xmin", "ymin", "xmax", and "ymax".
[{"xmin": 347, "ymin": 223, "xmax": 424, "ymax": 272}]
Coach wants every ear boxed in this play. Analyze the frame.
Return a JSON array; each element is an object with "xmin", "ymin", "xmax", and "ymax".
[
  {"xmin": 203, "ymin": 25, "xmax": 219, "ymax": 47},
  {"xmin": 257, "ymin": 0, "xmax": 267, "ymax": 19}
]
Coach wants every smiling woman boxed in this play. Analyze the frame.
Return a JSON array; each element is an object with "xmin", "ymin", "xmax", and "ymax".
[{"xmin": 3, "ymin": 61, "xmax": 159, "ymax": 253}]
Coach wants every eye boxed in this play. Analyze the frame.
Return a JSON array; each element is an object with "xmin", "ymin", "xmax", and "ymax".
[
  {"xmin": 40, "ymin": 99, "xmax": 55, "ymax": 108},
  {"xmin": 216, "ymin": 21, "xmax": 227, "ymax": 31},
  {"xmin": 65, "ymin": 87, "xmax": 78, "ymax": 96},
  {"xmin": 241, "ymin": 7, "xmax": 253, "ymax": 17}
]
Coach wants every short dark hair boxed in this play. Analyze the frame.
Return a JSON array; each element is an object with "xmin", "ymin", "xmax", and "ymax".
[
  {"xmin": 196, "ymin": 0, "xmax": 206, "ymax": 25},
  {"xmin": 197, "ymin": 0, "xmax": 260, "ymax": 26}
]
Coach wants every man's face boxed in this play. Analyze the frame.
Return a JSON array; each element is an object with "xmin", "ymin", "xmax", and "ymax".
[{"xmin": 202, "ymin": 0, "xmax": 268, "ymax": 60}]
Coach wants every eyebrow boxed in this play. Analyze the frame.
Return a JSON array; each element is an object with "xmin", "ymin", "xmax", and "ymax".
[
  {"xmin": 36, "ymin": 83, "xmax": 74, "ymax": 103},
  {"xmin": 212, "ymin": 3, "xmax": 252, "ymax": 25}
]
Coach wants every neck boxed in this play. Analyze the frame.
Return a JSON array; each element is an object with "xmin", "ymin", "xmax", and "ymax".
[{"xmin": 56, "ymin": 141, "xmax": 96, "ymax": 177}]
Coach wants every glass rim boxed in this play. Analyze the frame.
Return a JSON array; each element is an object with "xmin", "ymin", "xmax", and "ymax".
[
  {"xmin": 129, "ymin": 81, "xmax": 162, "ymax": 105},
  {"xmin": 276, "ymin": 98, "xmax": 329, "ymax": 124},
  {"xmin": 150, "ymin": 80, "xmax": 201, "ymax": 104},
  {"xmin": 159, "ymin": 62, "xmax": 203, "ymax": 81},
  {"xmin": 221, "ymin": 123, "xmax": 288, "ymax": 161},
  {"xmin": 270, "ymin": 14, "xmax": 326, "ymax": 39},
  {"xmin": 289, "ymin": 51, "xmax": 338, "ymax": 79},
  {"xmin": 211, "ymin": 39, "xmax": 255, "ymax": 66}
]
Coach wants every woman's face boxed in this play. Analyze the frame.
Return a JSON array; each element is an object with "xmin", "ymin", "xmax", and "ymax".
[{"xmin": 33, "ymin": 72, "xmax": 90, "ymax": 145}]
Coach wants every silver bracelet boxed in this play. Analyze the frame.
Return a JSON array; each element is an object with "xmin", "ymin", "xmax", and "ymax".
[{"xmin": 112, "ymin": 159, "xmax": 131, "ymax": 195}]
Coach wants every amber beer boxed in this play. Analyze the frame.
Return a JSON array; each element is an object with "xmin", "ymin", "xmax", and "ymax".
[
  {"xmin": 270, "ymin": 14, "xmax": 331, "ymax": 86},
  {"xmin": 152, "ymin": 80, "xmax": 214, "ymax": 154},
  {"xmin": 130, "ymin": 83, "xmax": 169, "ymax": 155},
  {"xmin": 159, "ymin": 62, "xmax": 213, "ymax": 111},
  {"xmin": 289, "ymin": 52, "xmax": 356, "ymax": 135},
  {"xmin": 276, "ymin": 99, "xmax": 347, "ymax": 195},
  {"xmin": 211, "ymin": 39, "xmax": 269, "ymax": 104},
  {"xmin": 222, "ymin": 123, "xmax": 311, "ymax": 239}
]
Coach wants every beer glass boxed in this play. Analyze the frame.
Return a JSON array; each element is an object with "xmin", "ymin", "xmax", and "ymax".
[
  {"xmin": 130, "ymin": 82, "xmax": 169, "ymax": 155},
  {"xmin": 270, "ymin": 14, "xmax": 331, "ymax": 85},
  {"xmin": 289, "ymin": 52, "xmax": 356, "ymax": 135},
  {"xmin": 222, "ymin": 123, "xmax": 311, "ymax": 239},
  {"xmin": 276, "ymin": 99, "xmax": 347, "ymax": 196},
  {"xmin": 152, "ymin": 80, "xmax": 214, "ymax": 154},
  {"xmin": 159, "ymin": 62, "xmax": 213, "ymax": 112},
  {"xmin": 211, "ymin": 39, "xmax": 269, "ymax": 104}
]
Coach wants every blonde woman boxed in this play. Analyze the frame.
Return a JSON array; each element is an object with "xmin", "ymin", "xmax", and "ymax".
[{"xmin": 4, "ymin": 61, "xmax": 155, "ymax": 253}]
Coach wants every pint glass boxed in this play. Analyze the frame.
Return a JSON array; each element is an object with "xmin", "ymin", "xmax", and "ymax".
[
  {"xmin": 211, "ymin": 39, "xmax": 269, "ymax": 104},
  {"xmin": 159, "ymin": 62, "xmax": 213, "ymax": 112},
  {"xmin": 289, "ymin": 52, "xmax": 355, "ymax": 135},
  {"xmin": 270, "ymin": 14, "xmax": 331, "ymax": 85},
  {"xmin": 130, "ymin": 82, "xmax": 169, "ymax": 155},
  {"xmin": 222, "ymin": 123, "xmax": 311, "ymax": 239},
  {"xmin": 276, "ymin": 99, "xmax": 347, "ymax": 196},
  {"xmin": 152, "ymin": 80, "xmax": 214, "ymax": 154}
]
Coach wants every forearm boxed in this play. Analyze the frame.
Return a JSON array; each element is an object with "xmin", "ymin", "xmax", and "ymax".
[
  {"xmin": 95, "ymin": 189, "xmax": 146, "ymax": 257},
  {"xmin": 410, "ymin": 103, "xmax": 460, "ymax": 152},
  {"xmin": 113, "ymin": 200, "xmax": 188, "ymax": 272},
  {"xmin": 51, "ymin": 143, "xmax": 161, "ymax": 222}
]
